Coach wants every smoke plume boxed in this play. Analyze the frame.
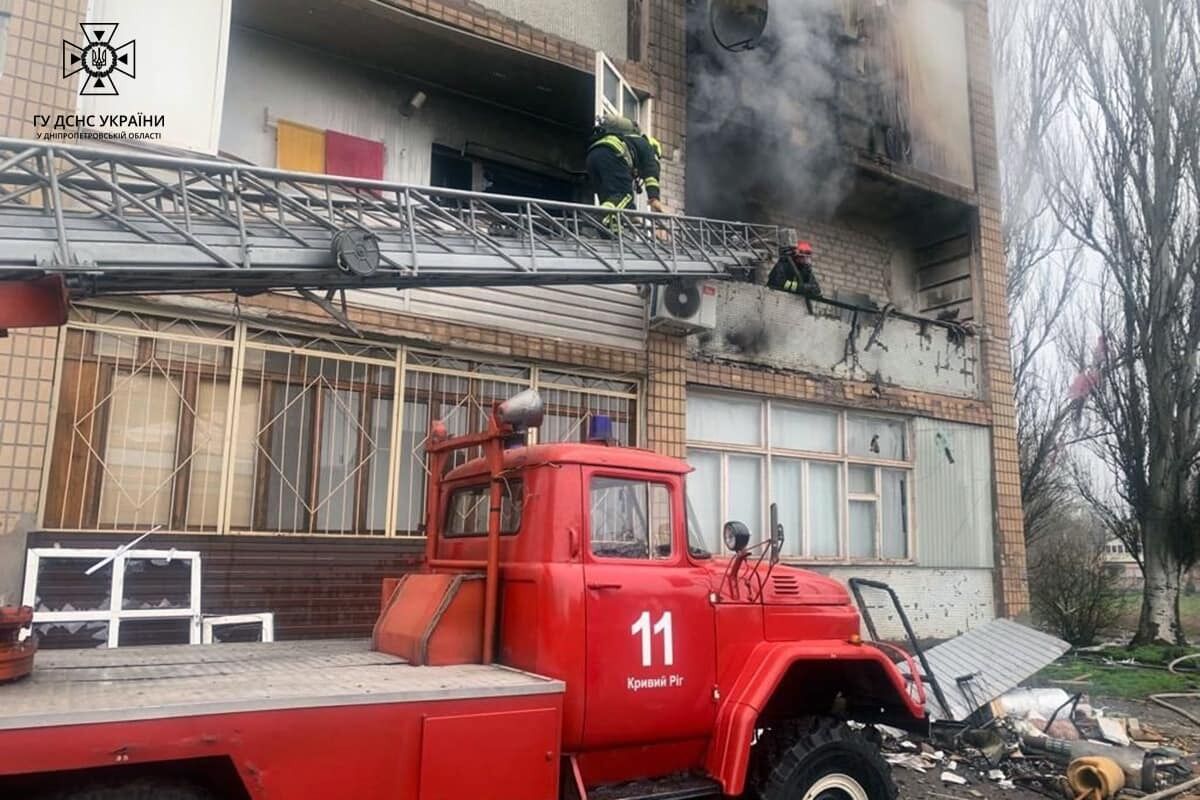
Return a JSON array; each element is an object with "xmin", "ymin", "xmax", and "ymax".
[{"xmin": 686, "ymin": 0, "xmax": 853, "ymax": 221}]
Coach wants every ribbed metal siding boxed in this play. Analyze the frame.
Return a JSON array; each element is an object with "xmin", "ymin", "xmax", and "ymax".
[
  {"xmin": 914, "ymin": 419, "xmax": 994, "ymax": 568},
  {"xmin": 351, "ymin": 286, "xmax": 647, "ymax": 349}
]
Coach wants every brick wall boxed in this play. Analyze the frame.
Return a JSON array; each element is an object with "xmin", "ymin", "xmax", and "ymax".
[
  {"xmin": 785, "ymin": 216, "xmax": 897, "ymax": 304},
  {"xmin": 646, "ymin": 332, "xmax": 686, "ymax": 458},
  {"xmin": 0, "ymin": 0, "xmax": 85, "ymax": 535},
  {"xmin": 966, "ymin": 0, "xmax": 1028, "ymax": 616}
]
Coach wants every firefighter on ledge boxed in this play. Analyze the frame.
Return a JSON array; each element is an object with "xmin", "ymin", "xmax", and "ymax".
[
  {"xmin": 768, "ymin": 240, "xmax": 823, "ymax": 308},
  {"xmin": 586, "ymin": 113, "xmax": 664, "ymax": 231}
]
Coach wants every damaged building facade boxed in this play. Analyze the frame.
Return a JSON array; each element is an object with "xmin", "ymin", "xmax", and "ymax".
[
  {"xmin": 684, "ymin": 0, "xmax": 1024, "ymax": 633},
  {"xmin": 0, "ymin": 0, "xmax": 1023, "ymax": 645}
]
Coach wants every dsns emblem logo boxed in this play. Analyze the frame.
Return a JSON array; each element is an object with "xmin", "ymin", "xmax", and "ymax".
[{"xmin": 63, "ymin": 23, "xmax": 136, "ymax": 96}]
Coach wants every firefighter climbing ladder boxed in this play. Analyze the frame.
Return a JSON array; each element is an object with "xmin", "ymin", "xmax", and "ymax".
[{"xmin": 0, "ymin": 137, "xmax": 784, "ymax": 299}]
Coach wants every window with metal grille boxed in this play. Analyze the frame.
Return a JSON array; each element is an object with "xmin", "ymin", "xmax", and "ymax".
[
  {"xmin": 235, "ymin": 330, "xmax": 397, "ymax": 536},
  {"xmin": 394, "ymin": 352, "xmax": 639, "ymax": 536},
  {"xmin": 44, "ymin": 311, "xmax": 237, "ymax": 532},
  {"xmin": 44, "ymin": 312, "xmax": 640, "ymax": 538}
]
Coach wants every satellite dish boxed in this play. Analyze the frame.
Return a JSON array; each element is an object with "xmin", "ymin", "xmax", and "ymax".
[
  {"xmin": 664, "ymin": 280, "xmax": 702, "ymax": 318},
  {"xmin": 710, "ymin": 0, "xmax": 769, "ymax": 52}
]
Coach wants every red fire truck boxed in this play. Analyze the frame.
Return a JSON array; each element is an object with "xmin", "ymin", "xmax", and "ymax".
[
  {"xmin": 0, "ymin": 389, "xmax": 928, "ymax": 800},
  {"xmin": 0, "ymin": 137, "xmax": 935, "ymax": 799}
]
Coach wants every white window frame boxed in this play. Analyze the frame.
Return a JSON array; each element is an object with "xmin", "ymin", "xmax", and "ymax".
[
  {"xmin": 595, "ymin": 51, "xmax": 653, "ymax": 136},
  {"xmin": 22, "ymin": 547, "xmax": 202, "ymax": 647},
  {"xmin": 202, "ymin": 612, "xmax": 275, "ymax": 643},
  {"xmin": 685, "ymin": 391, "xmax": 915, "ymax": 564},
  {"xmin": 594, "ymin": 51, "xmax": 654, "ymax": 211}
]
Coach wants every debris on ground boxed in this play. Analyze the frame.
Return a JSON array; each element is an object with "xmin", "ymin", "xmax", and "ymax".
[
  {"xmin": 1066, "ymin": 756, "xmax": 1125, "ymax": 800},
  {"xmin": 878, "ymin": 681, "xmax": 1200, "ymax": 800},
  {"xmin": 941, "ymin": 771, "xmax": 969, "ymax": 785}
]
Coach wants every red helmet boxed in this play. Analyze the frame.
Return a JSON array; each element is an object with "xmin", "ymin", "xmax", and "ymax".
[{"xmin": 795, "ymin": 240, "xmax": 813, "ymax": 255}]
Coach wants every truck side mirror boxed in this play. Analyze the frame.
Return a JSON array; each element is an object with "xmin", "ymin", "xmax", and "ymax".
[
  {"xmin": 723, "ymin": 520, "xmax": 750, "ymax": 553},
  {"xmin": 769, "ymin": 502, "xmax": 784, "ymax": 564}
]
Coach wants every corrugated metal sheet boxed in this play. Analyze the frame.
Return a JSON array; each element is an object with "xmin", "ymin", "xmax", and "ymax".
[
  {"xmin": 27, "ymin": 532, "xmax": 424, "ymax": 646},
  {"xmin": 914, "ymin": 618, "xmax": 1071, "ymax": 721},
  {"xmin": 351, "ymin": 285, "xmax": 647, "ymax": 350},
  {"xmin": 914, "ymin": 418, "xmax": 994, "ymax": 568}
]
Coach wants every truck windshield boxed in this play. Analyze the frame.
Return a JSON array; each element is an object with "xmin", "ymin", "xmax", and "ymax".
[{"xmin": 685, "ymin": 494, "xmax": 712, "ymax": 559}]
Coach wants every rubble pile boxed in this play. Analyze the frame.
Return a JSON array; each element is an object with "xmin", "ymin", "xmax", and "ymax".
[{"xmin": 879, "ymin": 688, "xmax": 1200, "ymax": 800}]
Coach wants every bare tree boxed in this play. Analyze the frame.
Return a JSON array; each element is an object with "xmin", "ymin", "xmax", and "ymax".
[
  {"xmin": 1047, "ymin": 0, "xmax": 1200, "ymax": 644},
  {"xmin": 991, "ymin": 0, "xmax": 1079, "ymax": 546},
  {"xmin": 1028, "ymin": 508, "xmax": 1130, "ymax": 646}
]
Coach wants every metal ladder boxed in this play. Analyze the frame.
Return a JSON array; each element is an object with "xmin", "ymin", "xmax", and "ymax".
[{"xmin": 0, "ymin": 137, "xmax": 785, "ymax": 298}]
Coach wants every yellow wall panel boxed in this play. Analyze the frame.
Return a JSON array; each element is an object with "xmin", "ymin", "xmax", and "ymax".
[{"xmin": 276, "ymin": 120, "xmax": 325, "ymax": 173}]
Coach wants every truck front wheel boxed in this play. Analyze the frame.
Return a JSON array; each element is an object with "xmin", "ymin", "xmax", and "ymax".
[{"xmin": 755, "ymin": 718, "xmax": 897, "ymax": 800}]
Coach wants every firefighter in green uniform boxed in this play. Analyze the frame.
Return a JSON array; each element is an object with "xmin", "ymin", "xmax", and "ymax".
[
  {"xmin": 586, "ymin": 113, "xmax": 665, "ymax": 231},
  {"xmin": 628, "ymin": 130, "xmax": 665, "ymax": 213},
  {"xmin": 586, "ymin": 114, "xmax": 637, "ymax": 231}
]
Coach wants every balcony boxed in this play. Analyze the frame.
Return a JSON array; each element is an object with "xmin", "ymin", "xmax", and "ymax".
[{"xmin": 690, "ymin": 282, "xmax": 980, "ymax": 398}]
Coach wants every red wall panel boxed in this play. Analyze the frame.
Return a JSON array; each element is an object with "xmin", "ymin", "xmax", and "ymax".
[{"xmin": 325, "ymin": 130, "xmax": 385, "ymax": 180}]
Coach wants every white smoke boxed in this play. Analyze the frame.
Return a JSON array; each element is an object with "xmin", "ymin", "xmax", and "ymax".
[{"xmin": 686, "ymin": 0, "xmax": 854, "ymax": 221}]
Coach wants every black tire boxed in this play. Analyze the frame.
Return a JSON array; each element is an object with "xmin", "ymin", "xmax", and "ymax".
[
  {"xmin": 756, "ymin": 718, "xmax": 897, "ymax": 800},
  {"xmin": 46, "ymin": 777, "xmax": 216, "ymax": 800}
]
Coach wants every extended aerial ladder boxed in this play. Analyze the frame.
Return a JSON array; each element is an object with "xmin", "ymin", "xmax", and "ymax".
[{"xmin": 0, "ymin": 137, "xmax": 785, "ymax": 331}]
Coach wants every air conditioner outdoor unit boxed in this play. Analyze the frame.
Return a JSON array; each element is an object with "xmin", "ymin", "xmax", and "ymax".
[{"xmin": 649, "ymin": 279, "xmax": 718, "ymax": 334}]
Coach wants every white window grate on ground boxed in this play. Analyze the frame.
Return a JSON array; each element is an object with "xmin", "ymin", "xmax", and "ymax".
[
  {"xmin": 22, "ymin": 547, "xmax": 202, "ymax": 648},
  {"xmin": 202, "ymin": 613, "xmax": 275, "ymax": 644}
]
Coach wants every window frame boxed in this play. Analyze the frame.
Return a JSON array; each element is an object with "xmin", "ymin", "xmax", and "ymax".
[
  {"xmin": 441, "ymin": 480, "xmax": 525, "ymax": 539},
  {"xmin": 685, "ymin": 390, "xmax": 916, "ymax": 564},
  {"xmin": 584, "ymin": 469, "xmax": 680, "ymax": 565},
  {"xmin": 593, "ymin": 51, "xmax": 654, "ymax": 212}
]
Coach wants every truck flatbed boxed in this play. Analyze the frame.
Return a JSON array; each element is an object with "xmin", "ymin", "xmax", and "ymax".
[{"xmin": 0, "ymin": 638, "xmax": 563, "ymax": 731}]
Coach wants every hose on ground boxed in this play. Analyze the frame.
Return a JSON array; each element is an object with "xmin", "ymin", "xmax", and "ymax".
[
  {"xmin": 1148, "ymin": 693, "xmax": 1200, "ymax": 728},
  {"xmin": 1133, "ymin": 775, "xmax": 1200, "ymax": 800},
  {"xmin": 1167, "ymin": 653, "xmax": 1200, "ymax": 675}
]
